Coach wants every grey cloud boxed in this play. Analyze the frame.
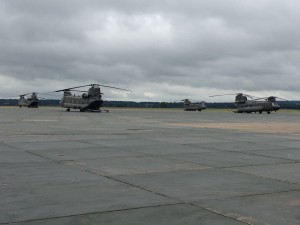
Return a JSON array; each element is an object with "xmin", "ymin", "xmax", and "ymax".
[{"xmin": 1, "ymin": 0, "xmax": 300, "ymax": 101}]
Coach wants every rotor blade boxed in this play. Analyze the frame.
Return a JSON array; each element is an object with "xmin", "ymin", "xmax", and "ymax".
[
  {"xmin": 252, "ymin": 97, "xmax": 266, "ymax": 101},
  {"xmin": 242, "ymin": 94, "xmax": 260, "ymax": 99},
  {"xmin": 40, "ymin": 93, "xmax": 59, "ymax": 96},
  {"xmin": 54, "ymin": 84, "xmax": 92, "ymax": 92},
  {"xmin": 54, "ymin": 89, "xmax": 68, "ymax": 92},
  {"xmin": 19, "ymin": 92, "xmax": 33, "ymax": 96},
  {"xmin": 72, "ymin": 90, "xmax": 87, "ymax": 93},
  {"xmin": 252, "ymin": 96, "xmax": 289, "ymax": 101},
  {"xmin": 209, "ymin": 94, "xmax": 237, "ymax": 97},
  {"xmin": 274, "ymin": 97, "xmax": 289, "ymax": 101},
  {"xmin": 98, "ymin": 85, "xmax": 132, "ymax": 92}
]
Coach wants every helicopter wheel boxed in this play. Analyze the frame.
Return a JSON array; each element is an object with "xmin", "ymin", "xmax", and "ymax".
[
  {"xmin": 66, "ymin": 108, "xmax": 70, "ymax": 112},
  {"xmin": 267, "ymin": 111, "xmax": 270, "ymax": 114},
  {"xmin": 259, "ymin": 111, "xmax": 262, "ymax": 114}
]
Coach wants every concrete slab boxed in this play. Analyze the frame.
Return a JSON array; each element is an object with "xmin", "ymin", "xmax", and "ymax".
[
  {"xmin": 0, "ymin": 143, "xmax": 18, "ymax": 151},
  {"xmin": 257, "ymin": 139, "xmax": 300, "ymax": 149},
  {"xmin": 195, "ymin": 191, "xmax": 300, "ymax": 225},
  {"xmin": 1, "ymin": 134, "xmax": 132, "ymax": 143},
  {"xmin": 118, "ymin": 143, "xmax": 215, "ymax": 155},
  {"xmin": 144, "ymin": 135, "xmax": 233, "ymax": 144},
  {"xmin": 6, "ymin": 140, "xmax": 99, "ymax": 151},
  {"xmin": 229, "ymin": 162, "xmax": 300, "ymax": 184},
  {"xmin": 116, "ymin": 169, "xmax": 299, "ymax": 202},
  {"xmin": 0, "ymin": 151, "xmax": 48, "ymax": 163},
  {"xmin": 164, "ymin": 151, "xmax": 294, "ymax": 168},
  {"xmin": 28, "ymin": 147, "xmax": 142, "ymax": 161},
  {"xmin": 86, "ymin": 138, "xmax": 163, "ymax": 147},
  {"xmin": 12, "ymin": 204, "xmax": 246, "ymax": 225},
  {"xmin": 249, "ymin": 148, "xmax": 300, "ymax": 161},
  {"xmin": 0, "ymin": 161, "xmax": 176, "ymax": 224},
  {"xmin": 64, "ymin": 155, "xmax": 209, "ymax": 176},
  {"xmin": 188, "ymin": 141, "xmax": 286, "ymax": 152}
]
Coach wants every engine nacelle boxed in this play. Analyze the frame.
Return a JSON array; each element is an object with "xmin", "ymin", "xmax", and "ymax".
[{"xmin": 82, "ymin": 93, "xmax": 89, "ymax": 99}]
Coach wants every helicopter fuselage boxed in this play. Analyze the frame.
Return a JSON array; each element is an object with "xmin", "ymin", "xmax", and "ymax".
[
  {"xmin": 59, "ymin": 85, "xmax": 103, "ymax": 112},
  {"xmin": 182, "ymin": 99, "xmax": 206, "ymax": 111},
  {"xmin": 184, "ymin": 102, "xmax": 207, "ymax": 111},
  {"xmin": 56, "ymin": 84, "xmax": 130, "ymax": 112},
  {"xmin": 235, "ymin": 101, "xmax": 280, "ymax": 114},
  {"xmin": 60, "ymin": 95, "xmax": 103, "ymax": 111},
  {"xmin": 18, "ymin": 93, "xmax": 39, "ymax": 108}
]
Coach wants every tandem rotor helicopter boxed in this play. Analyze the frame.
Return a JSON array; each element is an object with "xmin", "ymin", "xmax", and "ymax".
[
  {"xmin": 210, "ymin": 93, "xmax": 286, "ymax": 114},
  {"xmin": 182, "ymin": 99, "xmax": 207, "ymax": 111},
  {"xmin": 55, "ymin": 84, "xmax": 131, "ymax": 112},
  {"xmin": 18, "ymin": 92, "xmax": 39, "ymax": 108}
]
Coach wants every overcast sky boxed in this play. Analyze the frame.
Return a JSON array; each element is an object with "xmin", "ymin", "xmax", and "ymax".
[{"xmin": 1, "ymin": 0, "xmax": 300, "ymax": 102}]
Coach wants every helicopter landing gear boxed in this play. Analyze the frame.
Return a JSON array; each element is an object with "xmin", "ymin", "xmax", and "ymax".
[
  {"xmin": 267, "ymin": 111, "xmax": 270, "ymax": 114},
  {"xmin": 66, "ymin": 108, "xmax": 70, "ymax": 112},
  {"xmin": 80, "ymin": 108, "xmax": 86, "ymax": 112},
  {"xmin": 259, "ymin": 111, "xmax": 262, "ymax": 114}
]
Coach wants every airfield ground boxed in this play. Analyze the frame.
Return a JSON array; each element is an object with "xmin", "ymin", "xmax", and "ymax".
[{"xmin": 1, "ymin": 107, "xmax": 300, "ymax": 225}]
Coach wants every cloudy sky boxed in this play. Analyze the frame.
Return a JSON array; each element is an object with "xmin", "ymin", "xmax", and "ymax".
[{"xmin": 1, "ymin": 0, "xmax": 300, "ymax": 102}]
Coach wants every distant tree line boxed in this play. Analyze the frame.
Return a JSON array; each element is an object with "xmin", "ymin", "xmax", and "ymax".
[{"xmin": 0, "ymin": 99, "xmax": 299, "ymax": 109}]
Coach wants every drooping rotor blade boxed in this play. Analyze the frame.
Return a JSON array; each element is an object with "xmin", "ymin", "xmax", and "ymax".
[
  {"xmin": 54, "ymin": 84, "xmax": 93, "ymax": 92},
  {"xmin": 253, "ymin": 96, "xmax": 275, "ymax": 101},
  {"xmin": 242, "ymin": 94, "xmax": 260, "ymax": 99},
  {"xmin": 274, "ymin": 97, "xmax": 288, "ymax": 101},
  {"xmin": 252, "ymin": 96, "xmax": 289, "ymax": 101},
  {"xmin": 71, "ymin": 90, "xmax": 88, "ymax": 93},
  {"xmin": 210, "ymin": 93, "xmax": 259, "ymax": 99},
  {"xmin": 98, "ymin": 84, "xmax": 132, "ymax": 92},
  {"xmin": 252, "ymin": 97, "xmax": 266, "ymax": 101},
  {"xmin": 209, "ymin": 94, "xmax": 237, "ymax": 97},
  {"xmin": 54, "ymin": 89, "xmax": 68, "ymax": 92},
  {"xmin": 19, "ymin": 92, "xmax": 33, "ymax": 97},
  {"xmin": 182, "ymin": 99, "xmax": 203, "ymax": 103},
  {"xmin": 54, "ymin": 84, "xmax": 132, "ymax": 92}
]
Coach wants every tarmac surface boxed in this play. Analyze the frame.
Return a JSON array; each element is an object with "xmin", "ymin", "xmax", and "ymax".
[{"xmin": 1, "ymin": 107, "xmax": 300, "ymax": 225}]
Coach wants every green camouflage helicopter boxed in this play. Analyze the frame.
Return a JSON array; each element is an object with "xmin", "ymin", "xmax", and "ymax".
[
  {"xmin": 210, "ymin": 93, "xmax": 285, "ymax": 114},
  {"xmin": 18, "ymin": 92, "xmax": 39, "ymax": 108},
  {"xmin": 182, "ymin": 99, "xmax": 207, "ymax": 111},
  {"xmin": 55, "ymin": 84, "xmax": 131, "ymax": 112}
]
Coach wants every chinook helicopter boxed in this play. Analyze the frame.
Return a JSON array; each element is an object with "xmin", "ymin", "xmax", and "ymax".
[
  {"xmin": 182, "ymin": 99, "xmax": 207, "ymax": 111},
  {"xmin": 55, "ymin": 84, "xmax": 131, "ymax": 112},
  {"xmin": 210, "ymin": 93, "xmax": 285, "ymax": 114},
  {"xmin": 18, "ymin": 92, "xmax": 39, "ymax": 108}
]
